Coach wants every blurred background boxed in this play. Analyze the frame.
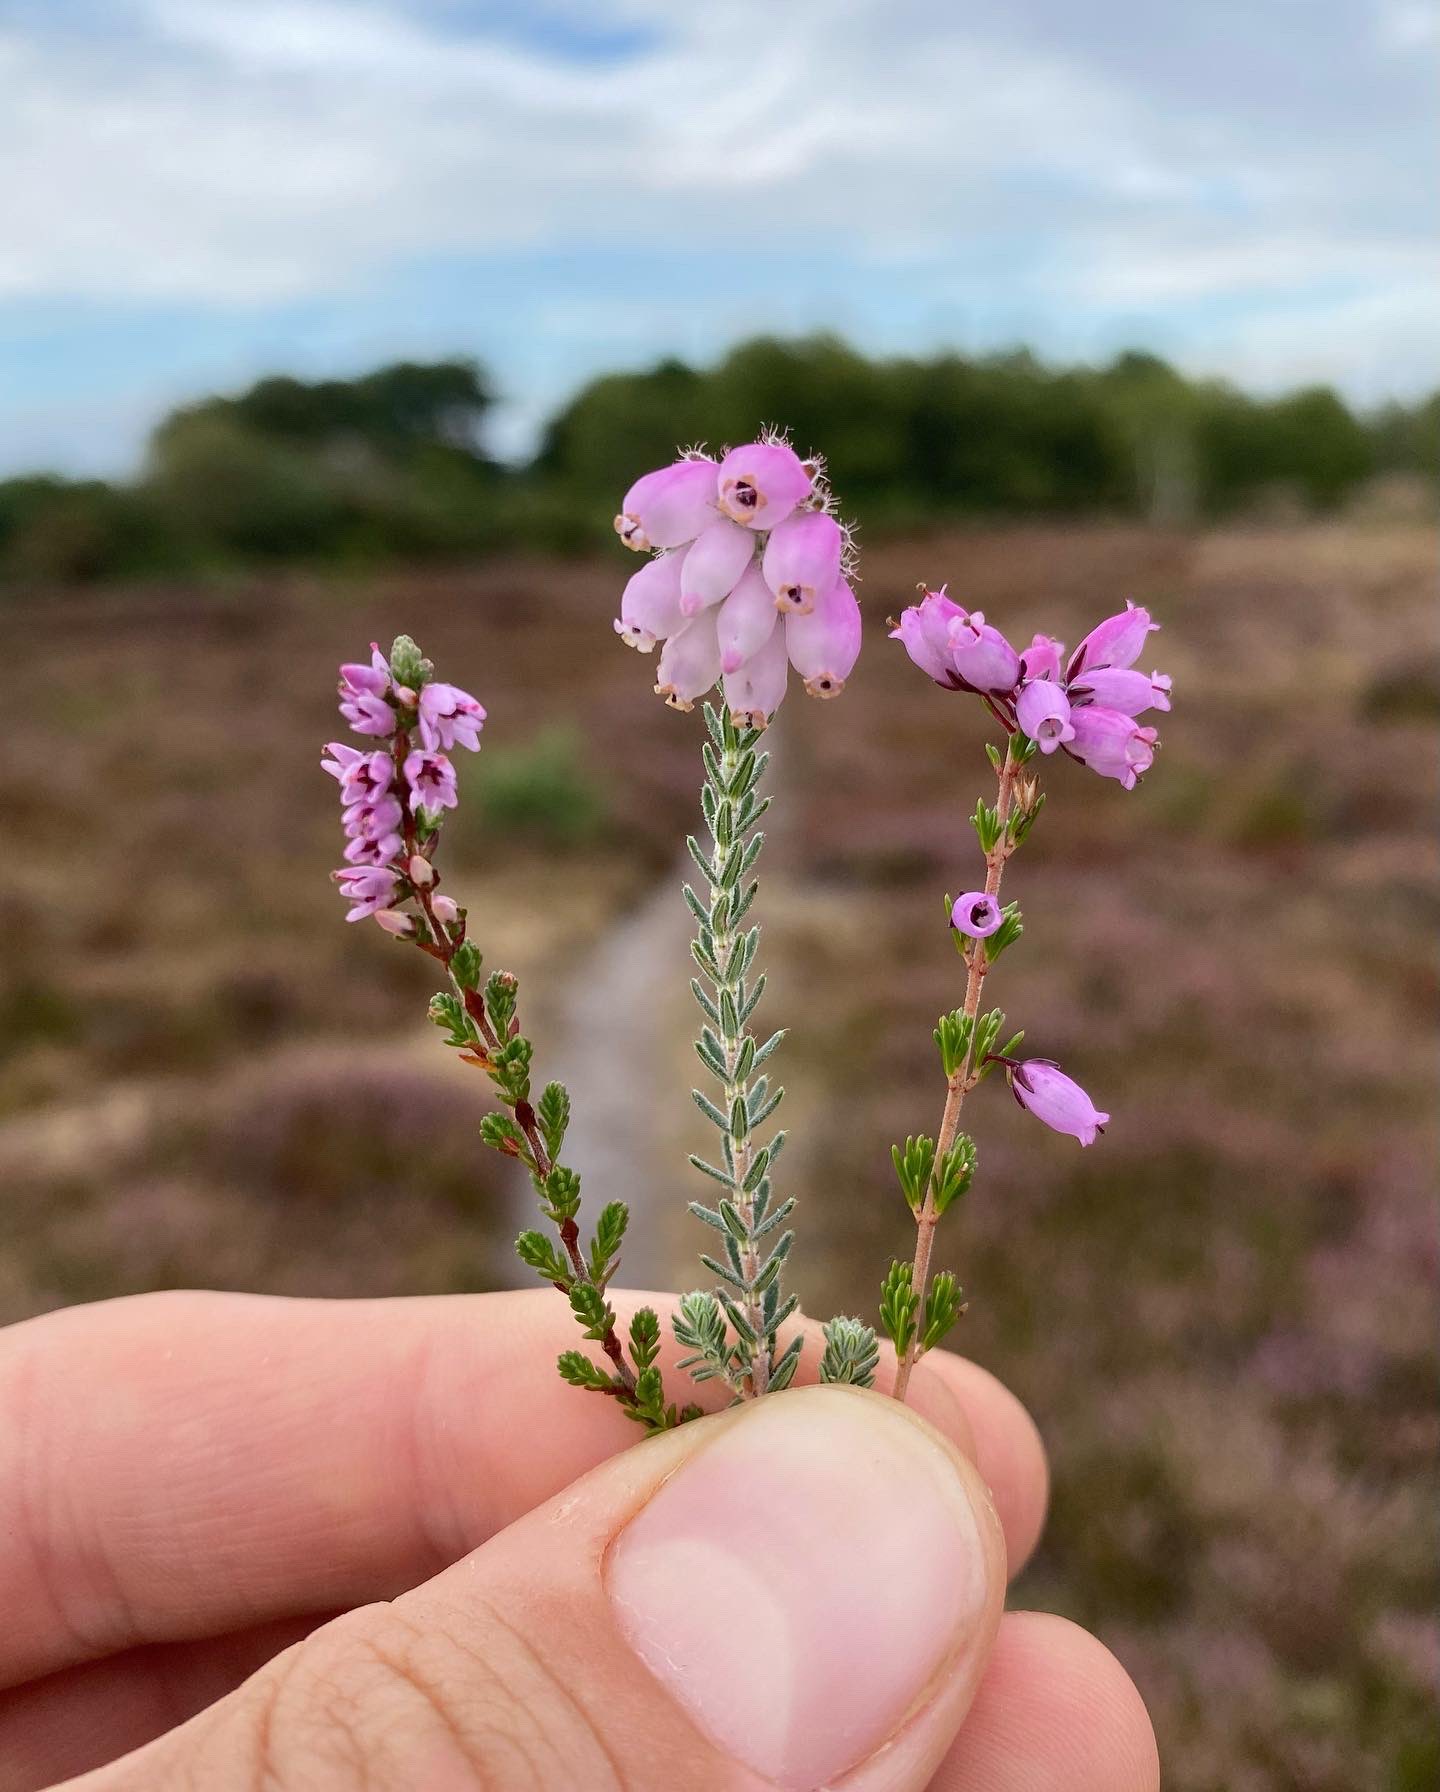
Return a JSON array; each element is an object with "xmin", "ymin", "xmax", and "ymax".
[{"xmin": 1, "ymin": 3, "xmax": 1436, "ymax": 1788}]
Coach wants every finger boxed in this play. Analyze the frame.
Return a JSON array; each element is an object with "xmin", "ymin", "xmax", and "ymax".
[
  {"xmin": 0, "ymin": 1289, "xmax": 1045, "ymax": 1691},
  {"xmin": 931, "ymin": 1612, "xmax": 1160, "ymax": 1791},
  {"xmin": 63, "ymin": 1387, "xmax": 1007, "ymax": 1792}
]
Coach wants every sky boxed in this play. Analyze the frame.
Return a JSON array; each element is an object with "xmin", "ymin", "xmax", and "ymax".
[{"xmin": 0, "ymin": 0, "xmax": 1434, "ymax": 476}]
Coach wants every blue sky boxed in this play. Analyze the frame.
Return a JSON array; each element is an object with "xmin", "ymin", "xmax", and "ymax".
[{"xmin": 0, "ymin": 0, "xmax": 1434, "ymax": 476}]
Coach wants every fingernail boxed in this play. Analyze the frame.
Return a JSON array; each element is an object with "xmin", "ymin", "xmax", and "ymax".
[{"xmin": 607, "ymin": 1386, "xmax": 992, "ymax": 1788}]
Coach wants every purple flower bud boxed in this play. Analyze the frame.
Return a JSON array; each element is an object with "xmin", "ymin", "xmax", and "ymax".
[
  {"xmin": 1009, "ymin": 1060, "xmax": 1110, "ymax": 1146},
  {"xmin": 615, "ymin": 552, "xmax": 686, "ymax": 652},
  {"xmin": 614, "ymin": 457, "xmax": 718, "ymax": 552},
  {"xmin": 715, "ymin": 441, "xmax": 813, "ymax": 531},
  {"xmin": 722, "ymin": 623, "xmax": 790, "ymax": 731},
  {"xmin": 1015, "ymin": 679, "xmax": 1076, "ymax": 754},
  {"xmin": 418, "ymin": 681, "xmax": 486, "ymax": 753},
  {"xmin": 948, "ymin": 611, "xmax": 1021, "ymax": 694},
  {"xmin": 762, "ymin": 510, "xmax": 843, "ymax": 614},
  {"xmin": 403, "ymin": 749, "xmax": 459, "ymax": 813},
  {"xmin": 890, "ymin": 588, "xmax": 966, "ymax": 684},
  {"xmin": 1068, "ymin": 667, "xmax": 1172, "ymax": 715},
  {"xmin": 654, "ymin": 610, "xmax": 723, "ymax": 712},
  {"xmin": 679, "ymin": 519, "xmax": 755, "ymax": 617},
  {"xmin": 338, "ymin": 646, "xmax": 389, "ymax": 698},
  {"xmin": 332, "ymin": 864, "xmax": 400, "ymax": 922},
  {"xmin": 716, "ymin": 563, "xmax": 780, "ymax": 675},
  {"xmin": 1020, "ymin": 633, "xmax": 1065, "ymax": 683},
  {"xmin": 1066, "ymin": 602, "xmax": 1159, "ymax": 680},
  {"xmin": 951, "ymin": 890, "xmax": 1003, "ymax": 937},
  {"xmin": 785, "ymin": 575, "xmax": 862, "ymax": 698},
  {"xmin": 1066, "ymin": 705, "xmax": 1158, "ymax": 790}
]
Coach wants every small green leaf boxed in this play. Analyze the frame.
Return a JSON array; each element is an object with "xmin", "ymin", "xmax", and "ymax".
[
  {"xmin": 556, "ymin": 1350, "xmax": 614, "ymax": 1392},
  {"xmin": 818, "ymin": 1315, "xmax": 880, "ymax": 1387}
]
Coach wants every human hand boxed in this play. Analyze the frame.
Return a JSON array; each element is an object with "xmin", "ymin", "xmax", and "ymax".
[{"xmin": 0, "ymin": 1290, "xmax": 1157, "ymax": 1790}]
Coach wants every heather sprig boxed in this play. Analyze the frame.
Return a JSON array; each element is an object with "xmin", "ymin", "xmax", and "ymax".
[
  {"xmin": 884, "ymin": 590, "xmax": 1169, "ymax": 1400},
  {"xmin": 323, "ymin": 635, "xmax": 694, "ymax": 1433}
]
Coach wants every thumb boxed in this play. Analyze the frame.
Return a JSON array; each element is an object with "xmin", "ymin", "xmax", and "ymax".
[{"xmin": 64, "ymin": 1386, "xmax": 1005, "ymax": 1792}]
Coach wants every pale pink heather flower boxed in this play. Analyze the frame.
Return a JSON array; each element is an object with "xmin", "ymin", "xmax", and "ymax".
[
  {"xmin": 333, "ymin": 863, "xmax": 399, "ymax": 922},
  {"xmin": 1067, "ymin": 705, "xmax": 1158, "ymax": 789},
  {"xmin": 403, "ymin": 749, "xmax": 459, "ymax": 812},
  {"xmin": 951, "ymin": 890, "xmax": 1003, "ymax": 937},
  {"xmin": 785, "ymin": 575, "xmax": 862, "ymax": 698},
  {"xmin": 1009, "ymin": 1060, "xmax": 1110, "ymax": 1146},
  {"xmin": 407, "ymin": 853, "xmax": 435, "ymax": 887},
  {"xmin": 322, "ymin": 742, "xmax": 394, "ymax": 806},
  {"xmin": 890, "ymin": 589, "xmax": 967, "ymax": 684},
  {"xmin": 339, "ymin": 646, "xmax": 389, "ymax": 697},
  {"xmin": 431, "ymin": 893, "xmax": 460, "ymax": 924},
  {"xmin": 1066, "ymin": 602, "xmax": 1159, "ymax": 679},
  {"xmin": 654, "ymin": 609, "xmax": 723, "ymax": 711},
  {"xmin": 722, "ymin": 623, "xmax": 789, "ymax": 730},
  {"xmin": 948, "ymin": 611, "xmax": 1021, "ymax": 694},
  {"xmin": 716, "ymin": 563, "xmax": 781, "ymax": 675},
  {"xmin": 679, "ymin": 519, "xmax": 756, "ymax": 616},
  {"xmin": 762, "ymin": 510, "xmax": 843, "ymax": 615},
  {"xmin": 343, "ymin": 789, "xmax": 404, "ymax": 839},
  {"xmin": 616, "ymin": 552, "xmax": 687, "ymax": 652},
  {"xmin": 1068, "ymin": 666, "xmax": 1172, "ymax": 715},
  {"xmin": 418, "ymin": 682, "xmax": 486, "ymax": 753},
  {"xmin": 1015, "ymin": 679, "xmax": 1076, "ymax": 754},
  {"xmin": 1020, "ymin": 633, "xmax": 1065, "ymax": 683},
  {"xmin": 715, "ymin": 441, "xmax": 813, "ymax": 531},
  {"xmin": 614, "ymin": 458, "xmax": 718, "ymax": 552},
  {"xmin": 339, "ymin": 687, "xmax": 395, "ymax": 737},
  {"xmin": 373, "ymin": 908, "xmax": 415, "ymax": 937}
]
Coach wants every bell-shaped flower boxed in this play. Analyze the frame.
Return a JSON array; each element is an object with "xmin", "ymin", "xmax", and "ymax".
[
  {"xmin": 333, "ymin": 864, "xmax": 400, "ymax": 923},
  {"xmin": 654, "ymin": 609, "xmax": 723, "ymax": 711},
  {"xmin": 1066, "ymin": 602, "xmax": 1158, "ymax": 680},
  {"xmin": 1015, "ymin": 679, "xmax": 1076, "ymax": 754},
  {"xmin": 948, "ymin": 611, "xmax": 1021, "ymax": 694},
  {"xmin": 1067, "ymin": 705, "xmax": 1158, "ymax": 790},
  {"xmin": 322, "ymin": 743, "xmax": 393, "ymax": 807},
  {"xmin": 716, "ymin": 563, "xmax": 781, "ymax": 675},
  {"xmin": 951, "ymin": 890, "xmax": 1003, "ymax": 938},
  {"xmin": 418, "ymin": 681, "xmax": 486, "ymax": 753},
  {"xmin": 890, "ymin": 588, "xmax": 966, "ymax": 684},
  {"xmin": 785, "ymin": 576, "xmax": 862, "ymax": 698},
  {"xmin": 1009, "ymin": 1060, "xmax": 1110, "ymax": 1146},
  {"xmin": 615, "ymin": 553, "xmax": 686, "ymax": 652},
  {"xmin": 679, "ymin": 519, "xmax": 756, "ymax": 616},
  {"xmin": 715, "ymin": 441, "xmax": 813, "ymax": 531},
  {"xmin": 722, "ymin": 624, "xmax": 790, "ymax": 731},
  {"xmin": 339, "ymin": 646, "xmax": 389, "ymax": 698},
  {"xmin": 1068, "ymin": 667, "xmax": 1171, "ymax": 715},
  {"xmin": 614, "ymin": 457, "xmax": 718, "ymax": 552},
  {"xmin": 403, "ymin": 749, "xmax": 459, "ymax": 813},
  {"xmin": 1020, "ymin": 633, "xmax": 1065, "ymax": 683},
  {"xmin": 762, "ymin": 510, "xmax": 843, "ymax": 614}
]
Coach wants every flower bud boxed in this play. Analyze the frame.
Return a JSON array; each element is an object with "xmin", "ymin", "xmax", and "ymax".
[
  {"xmin": 950, "ymin": 890, "xmax": 1003, "ymax": 938},
  {"xmin": 762, "ymin": 510, "xmax": 843, "ymax": 614},
  {"xmin": 1020, "ymin": 633, "xmax": 1065, "ymax": 683},
  {"xmin": 614, "ymin": 457, "xmax": 718, "ymax": 552},
  {"xmin": 408, "ymin": 854, "xmax": 435, "ymax": 887},
  {"xmin": 890, "ymin": 588, "xmax": 965, "ymax": 685},
  {"xmin": 948, "ymin": 611, "xmax": 1021, "ymax": 694},
  {"xmin": 1068, "ymin": 666, "xmax": 1171, "ymax": 715},
  {"xmin": 785, "ymin": 575, "xmax": 862, "ymax": 698},
  {"xmin": 1066, "ymin": 602, "xmax": 1158, "ymax": 680},
  {"xmin": 654, "ymin": 610, "xmax": 723, "ymax": 711},
  {"xmin": 679, "ymin": 519, "xmax": 755, "ymax": 616},
  {"xmin": 715, "ymin": 441, "xmax": 813, "ymax": 531},
  {"xmin": 431, "ymin": 893, "xmax": 460, "ymax": 924},
  {"xmin": 716, "ymin": 563, "xmax": 780, "ymax": 675},
  {"xmin": 615, "ymin": 552, "xmax": 686, "ymax": 652},
  {"xmin": 1008, "ymin": 1060, "xmax": 1110, "ymax": 1146},
  {"xmin": 722, "ymin": 624, "xmax": 790, "ymax": 731},
  {"xmin": 373, "ymin": 908, "xmax": 415, "ymax": 937},
  {"xmin": 1015, "ymin": 679, "xmax": 1076, "ymax": 754},
  {"xmin": 1066, "ymin": 705, "xmax": 1157, "ymax": 789}
]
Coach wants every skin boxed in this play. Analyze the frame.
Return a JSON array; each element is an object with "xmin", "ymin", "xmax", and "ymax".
[{"xmin": 0, "ymin": 1289, "xmax": 1158, "ymax": 1791}]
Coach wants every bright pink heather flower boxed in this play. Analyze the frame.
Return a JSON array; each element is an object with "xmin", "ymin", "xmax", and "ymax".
[
  {"xmin": 948, "ymin": 611, "xmax": 1021, "ymax": 694},
  {"xmin": 616, "ymin": 552, "xmax": 687, "ymax": 651},
  {"xmin": 1015, "ymin": 679, "xmax": 1076, "ymax": 754},
  {"xmin": 1067, "ymin": 705, "xmax": 1158, "ymax": 790},
  {"xmin": 1009, "ymin": 1060, "xmax": 1110, "ymax": 1146},
  {"xmin": 890, "ymin": 589, "xmax": 967, "ymax": 684},
  {"xmin": 715, "ymin": 441, "xmax": 813, "ymax": 531},
  {"xmin": 418, "ymin": 681, "xmax": 486, "ymax": 753},
  {"xmin": 654, "ymin": 610, "xmax": 723, "ymax": 712},
  {"xmin": 338, "ymin": 676, "xmax": 395, "ymax": 737},
  {"xmin": 1068, "ymin": 666, "xmax": 1172, "ymax": 715},
  {"xmin": 403, "ymin": 749, "xmax": 459, "ymax": 813},
  {"xmin": 322, "ymin": 743, "xmax": 394, "ymax": 806},
  {"xmin": 614, "ymin": 457, "xmax": 718, "ymax": 552},
  {"xmin": 716, "ymin": 563, "xmax": 780, "ymax": 675},
  {"xmin": 333, "ymin": 863, "xmax": 400, "ymax": 922},
  {"xmin": 679, "ymin": 519, "xmax": 755, "ymax": 616},
  {"xmin": 339, "ymin": 646, "xmax": 389, "ymax": 697},
  {"xmin": 951, "ymin": 890, "xmax": 1003, "ymax": 937},
  {"xmin": 722, "ymin": 624, "xmax": 789, "ymax": 731},
  {"xmin": 762, "ymin": 510, "xmax": 843, "ymax": 615},
  {"xmin": 1066, "ymin": 602, "xmax": 1158, "ymax": 680},
  {"xmin": 1020, "ymin": 633, "xmax": 1065, "ymax": 683},
  {"xmin": 785, "ymin": 575, "xmax": 862, "ymax": 698}
]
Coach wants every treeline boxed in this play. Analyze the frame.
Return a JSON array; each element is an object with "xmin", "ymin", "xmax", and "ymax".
[{"xmin": 2, "ymin": 338, "xmax": 1434, "ymax": 584}]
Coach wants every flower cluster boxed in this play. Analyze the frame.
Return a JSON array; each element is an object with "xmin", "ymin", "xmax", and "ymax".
[
  {"xmin": 612, "ymin": 435, "xmax": 862, "ymax": 727},
  {"xmin": 322, "ymin": 639, "xmax": 485, "ymax": 924},
  {"xmin": 892, "ymin": 593, "xmax": 1170, "ymax": 791}
]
